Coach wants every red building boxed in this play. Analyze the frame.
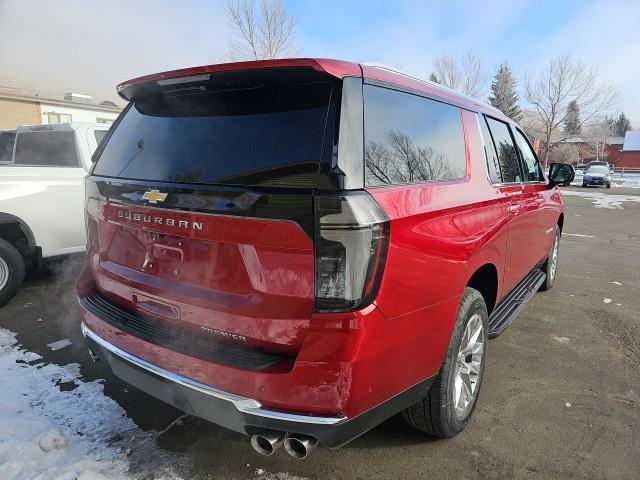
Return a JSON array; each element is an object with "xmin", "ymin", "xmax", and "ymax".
[
  {"xmin": 620, "ymin": 131, "xmax": 640, "ymax": 169},
  {"xmin": 604, "ymin": 136, "xmax": 625, "ymax": 164}
]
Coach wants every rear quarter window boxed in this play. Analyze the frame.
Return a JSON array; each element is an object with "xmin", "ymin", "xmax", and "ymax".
[
  {"xmin": 94, "ymin": 129, "xmax": 108, "ymax": 147},
  {"xmin": 14, "ymin": 131, "xmax": 79, "ymax": 167},
  {"xmin": 363, "ymin": 85, "xmax": 467, "ymax": 187},
  {"xmin": 0, "ymin": 131, "xmax": 16, "ymax": 163}
]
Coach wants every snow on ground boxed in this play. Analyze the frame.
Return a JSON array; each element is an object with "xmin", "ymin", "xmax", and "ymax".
[
  {"xmin": 0, "ymin": 328, "xmax": 184, "ymax": 480},
  {"xmin": 571, "ymin": 172, "xmax": 640, "ymax": 189},
  {"xmin": 561, "ymin": 189, "xmax": 640, "ymax": 209},
  {"xmin": 47, "ymin": 339, "xmax": 72, "ymax": 351}
]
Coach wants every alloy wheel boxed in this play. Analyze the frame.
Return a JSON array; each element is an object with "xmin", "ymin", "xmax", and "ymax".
[
  {"xmin": 549, "ymin": 233, "xmax": 559, "ymax": 283},
  {"xmin": 453, "ymin": 313, "xmax": 485, "ymax": 420},
  {"xmin": 0, "ymin": 256, "xmax": 9, "ymax": 291}
]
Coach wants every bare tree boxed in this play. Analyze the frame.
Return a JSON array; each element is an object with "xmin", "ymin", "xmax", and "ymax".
[
  {"xmin": 226, "ymin": 0, "xmax": 296, "ymax": 61},
  {"xmin": 548, "ymin": 144, "xmax": 579, "ymax": 165},
  {"xmin": 365, "ymin": 130, "xmax": 460, "ymax": 186},
  {"xmin": 431, "ymin": 51, "xmax": 487, "ymax": 98},
  {"xmin": 524, "ymin": 52, "xmax": 620, "ymax": 168}
]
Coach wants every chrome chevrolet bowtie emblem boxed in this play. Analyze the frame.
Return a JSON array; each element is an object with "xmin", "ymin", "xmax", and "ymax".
[{"xmin": 142, "ymin": 189, "xmax": 168, "ymax": 204}]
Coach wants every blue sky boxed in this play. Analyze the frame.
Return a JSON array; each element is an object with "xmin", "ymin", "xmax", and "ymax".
[{"xmin": 1, "ymin": 0, "xmax": 638, "ymax": 123}]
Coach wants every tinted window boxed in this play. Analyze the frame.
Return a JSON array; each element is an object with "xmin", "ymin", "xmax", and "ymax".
[
  {"xmin": 486, "ymin": 118, "xmax": 521, "ymax": 183},
  {"xmin": 479, "ymin": 116, "xmax": 501, "ymax": 183},
  {"xmin": 94, "ymin": 130, "xmax": 107, "ymax": 147},
  {"xmin": 364, "ymin": 85, "xmax": 466, "ymax": 186},
  {"xmin": 14, "ymin": 131, "xmax": 79, "ymax": 167},
  {"xmin": 93, "ymin": 73, "xmax": 334, "ymax": 188},
  {"xmin": 513, "ymin": 128, "xmax": 542, "ymax": 181},
  {"xmin": 0, "ymin": 131, "xmax": 15, "ymax": 163}
]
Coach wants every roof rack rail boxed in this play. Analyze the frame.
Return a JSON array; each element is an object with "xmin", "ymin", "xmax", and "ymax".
[{"xmin": 360, "ymin": 62, "xmax": 504, "ymax": 117}]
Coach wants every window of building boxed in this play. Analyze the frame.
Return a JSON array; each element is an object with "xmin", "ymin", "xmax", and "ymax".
[
  {"xmin": 363, "ymin": 85, "xmax": 467, "ymax": 187},
  {"xmin": 485, "ymin": 117, "xmax": 521, "ymax": 183},
  {"xmin": 14, "ymin": 131, "xmax": 79, "ymax": 167},
  {"xmin": 47, "ymin": 112, "xmax": 72, "ymax": 124},
  {"xmin": 96, "ymin": 118, "xmax": 114, "ymax": 125},
  {"xmin": 513, "ymin": 128, "xmax": 543, "ymax": 182}
]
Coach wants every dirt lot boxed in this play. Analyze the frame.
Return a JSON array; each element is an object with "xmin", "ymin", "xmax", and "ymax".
[{"xmin": 1, "ymin": 186, "xmax": 638, "ymax": 480}]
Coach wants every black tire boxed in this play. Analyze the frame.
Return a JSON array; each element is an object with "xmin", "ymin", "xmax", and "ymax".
[
  {"xmin": 606, "ymin": 183, "xmax": 611, "ymax": 189},
  {"xmin": 582, "ymin": 182, "xmax": 587, "ymax": 188},
  {"xmin": 402, "ymin": 287, "xmax": 488, "ymax": 438},
  {"xmin": 0, "ymin": 238, "xmax": 26, "ymax": 307},
  {"xmin": 539, "ymin": 226, "xmax": 560, "ymax": 292}
]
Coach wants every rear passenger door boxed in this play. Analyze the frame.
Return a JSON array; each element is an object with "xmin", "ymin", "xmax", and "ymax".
[{"xmin": 482, "ymin": 116, "xmax": 535, "ymax": 295}]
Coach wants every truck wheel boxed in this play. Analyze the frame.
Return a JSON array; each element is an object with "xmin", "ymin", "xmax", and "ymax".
[
  {"xmin": 539, "ymin": 226, "xmax": 560, "ymax": 292},
  {"xmin": 402, "ymin": 287, "xmax": 488, "ymax": 438},
  {"xmin": 0, "ymin": 238, "xmax": 26, "ymax": 306}
]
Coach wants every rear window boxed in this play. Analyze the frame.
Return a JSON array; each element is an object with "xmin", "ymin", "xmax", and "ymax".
[
  {"xmin": 0, "ymin": 131, "xmax": 15, "ymax": 163},
  {"xmin": 93, "ymin": 70, "xmax": 335, "ymax": 188},
  {"xmin": 363, "ymin": 85, "xmax": 466, "ymax": 187},
  {"xmin": 14, "ymin": 131, "xmax": 79, "ymax": 167}
]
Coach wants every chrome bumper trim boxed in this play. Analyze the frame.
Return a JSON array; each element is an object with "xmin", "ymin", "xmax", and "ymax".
[{"xmin": 81, "ymin": 322, "xmax": 346, "ymax": 425}]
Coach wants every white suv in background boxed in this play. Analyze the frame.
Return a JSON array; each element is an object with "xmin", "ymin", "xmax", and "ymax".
[{"xmin": 0, "ymin": 123, "xmax": 109, "ymax": 305}]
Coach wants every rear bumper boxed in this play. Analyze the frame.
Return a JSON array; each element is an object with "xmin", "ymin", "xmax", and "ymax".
[{"xmin": 82, "ymin": 322, "xmax": 434, "ymax": 448}]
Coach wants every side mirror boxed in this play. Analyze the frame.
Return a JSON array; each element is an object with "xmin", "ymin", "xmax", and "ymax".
[{"xmin": 548, "ymin": 163, "xmax": 575, "ymax": 188}]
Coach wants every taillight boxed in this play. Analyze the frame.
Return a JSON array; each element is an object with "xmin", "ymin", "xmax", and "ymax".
[{"xmin": 313, "ymin": 192, "xmax": 390, "ymax": 312}]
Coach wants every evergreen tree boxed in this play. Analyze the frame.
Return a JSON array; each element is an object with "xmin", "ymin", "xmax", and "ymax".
[
  {"xmin": 428, "ymin": 72, "xmax": 440, "ymax": 84},
  {"xmin": 563, "ymin": 100, "xmax": 581, "ymax": 136},
  {"xmin": 612, "ymin": 112, "xmax": 632, "ymax": 136},
  {"xmin": 489, "ymin": 63, "xmax": 521, "ymax": 121}
]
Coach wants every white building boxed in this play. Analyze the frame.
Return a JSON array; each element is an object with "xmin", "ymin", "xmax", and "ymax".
[
  {"xmin": 40, "ymin": 93, "xmax": 120, "ymax": 125},
  {"xmin": 0, "ymin": 87, "xmax": 122, "ymax": 129}
]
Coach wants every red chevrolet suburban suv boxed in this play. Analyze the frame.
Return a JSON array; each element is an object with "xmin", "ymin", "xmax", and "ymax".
[{"xmin": 77, "ymin": 58, "xmax": 574, "ymax": 459}]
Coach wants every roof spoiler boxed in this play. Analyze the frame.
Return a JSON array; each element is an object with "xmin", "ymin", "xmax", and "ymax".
[{"xmin": 116, "ymin": 58, "xmax": 361, "ymax": 101}]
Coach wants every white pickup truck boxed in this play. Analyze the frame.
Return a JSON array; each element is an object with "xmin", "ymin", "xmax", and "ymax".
[{"xmin": 0, "ymin": 123, "xmax": 109, "ymax": 305}]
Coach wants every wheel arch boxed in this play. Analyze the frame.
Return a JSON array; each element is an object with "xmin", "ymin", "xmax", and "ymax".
[
  {"xmin": 465, "ymin": 263, "xmax": 499, "ymax": 315},
  {"xmin": 557, "ymin": 212, "xmax": 564, "ymax": 233},
  {"xmin": 0, "ymin": 213, "xmax": 38, "ymax": 259}
]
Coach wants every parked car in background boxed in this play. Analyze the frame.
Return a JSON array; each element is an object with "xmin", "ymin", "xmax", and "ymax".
[
  {"xmin": 0, "ymin": 123, "xmax": 109, "ymax": 305},
  {"xmin": 77, "ymin": 59, "xmax": 573, "ymax": 458},
  {"xmin": 583, "ymin": 162, "xmax": 612, "ymax": 188}
]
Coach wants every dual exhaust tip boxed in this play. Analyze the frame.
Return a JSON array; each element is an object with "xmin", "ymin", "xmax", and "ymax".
[{"xmin": 250, "ymin": 430, "xmax": 318, "ymax": 459}]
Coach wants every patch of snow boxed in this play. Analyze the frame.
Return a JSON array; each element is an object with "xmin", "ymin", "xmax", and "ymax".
[
  {"xmin": 610, "ymin": 281, "xmax": 622, "ymax": 286},
  {"xmin": 553, "ymin": 336, "xmax": 570, "ymax": 344},
  {"xmin": 38, "ymin": 429, "xmax": 68, "ymax": 452},
  {"xmin": 561, "ymin": 189, "xmax": 640, "ymax": 209},
  {"xmin": 47, "ymin": 338, "xmax": 72, "ymax": 351},
  {"xmin": 253, "ymin": 471, "xmax": 308, "ymax": 480},
  {"xmin": 564, "ymin": 233, "xmax": 595, "ymax": 238},
  {"xmin": 565, "ymin": 402, "xmax": 572, "ymax": 408},
  {"xmin": 603, "ymin": 298, "xmax": 612, "ymax": 304},
  {"xmin": 0, "ymin": 328, "xmax": 184, "ymax": 480},
  {"xmin": 572, "ymin": 172, "xmax": 640, "ymax": 189}
]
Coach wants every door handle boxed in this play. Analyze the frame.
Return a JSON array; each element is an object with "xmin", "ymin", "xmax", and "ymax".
[{"xmin": 507, "ymin": 204, "xmax": 521, "ymax": 213}]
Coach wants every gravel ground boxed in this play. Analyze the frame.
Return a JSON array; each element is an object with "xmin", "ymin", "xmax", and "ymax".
[{"xmin": 1, "ymin": 185, "xmax": 638, "ymax": 480}]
